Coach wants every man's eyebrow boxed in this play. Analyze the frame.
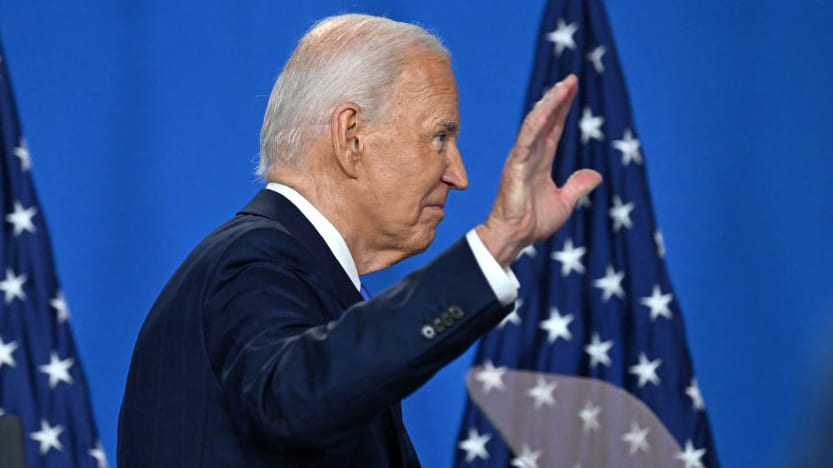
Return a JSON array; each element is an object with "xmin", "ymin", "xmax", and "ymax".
[{"xmin": 436, "ymin": 121, "xmax": 459, "ymax": 133}]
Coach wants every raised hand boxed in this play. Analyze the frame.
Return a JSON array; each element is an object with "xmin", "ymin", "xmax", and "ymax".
[{"xmin": 476, "ymin": 75, "xmax": 602, "ymax": 267}]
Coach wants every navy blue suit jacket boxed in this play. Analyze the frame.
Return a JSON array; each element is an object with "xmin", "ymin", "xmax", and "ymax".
[{"xmin": 118, "ymin": 189, "xmax": 511, "ymax": 467}]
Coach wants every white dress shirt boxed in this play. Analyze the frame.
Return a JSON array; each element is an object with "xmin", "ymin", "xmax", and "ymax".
[{"xmin": 266, "ymin": 183, "xmax": 519, "ymax": 306}]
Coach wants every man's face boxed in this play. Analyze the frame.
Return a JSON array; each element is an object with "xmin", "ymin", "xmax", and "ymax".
[{"xmin": 356, "ymin": 55, "xmax": 468, "ymax": 263}]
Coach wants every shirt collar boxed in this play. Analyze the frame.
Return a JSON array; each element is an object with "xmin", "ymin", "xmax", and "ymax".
[{"xmin": 265, "ymin": 183, "xmax": 361, "ymax": 291}]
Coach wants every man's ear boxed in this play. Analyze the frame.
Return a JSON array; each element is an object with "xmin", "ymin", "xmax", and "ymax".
[{"xmin": 331, "ymin": 102, "xmax": 363, "ymax": 178}]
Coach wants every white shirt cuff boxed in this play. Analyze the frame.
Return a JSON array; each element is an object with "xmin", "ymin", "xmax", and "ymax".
[{"xmin": 465, "ymin": 229, "xmax": 520, "ymax": 306}]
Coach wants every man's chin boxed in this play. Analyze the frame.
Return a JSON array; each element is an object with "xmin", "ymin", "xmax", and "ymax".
[{"xmin": 410, "ymin": 228, "xmax": 437, "ymax": 255}]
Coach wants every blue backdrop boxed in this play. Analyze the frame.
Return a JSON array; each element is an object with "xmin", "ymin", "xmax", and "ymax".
[{"xmin": 1, "ymin": 1, "xmax": 831, "ymax": 467}]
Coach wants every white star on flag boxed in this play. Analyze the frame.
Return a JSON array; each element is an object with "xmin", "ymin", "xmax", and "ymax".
[
  {"xmin": 587, "ymin": 45, "xmax": 606, "ymax": 73},
  {"xmin": 584, "ymin": 332, "xmax": 613, "ymax": 368},
  {"xmin": 5, "ymin": 200, "xmax": 37, "ymax": 236},
  {"xmin": 545, "ymin": 19, "xmax": 577, "ymax": 56},
  {"xmin": 612, "ymin": 128, "xmax": 642, "ymax": 165},
  {"xmin": 88, "ymin": 440, "xmax": 108, "ymax": 468},
  {"xmin": 577, "ymin": 194, "xmax": 591, "ymax": 209},
  {"xmin": 621, "ymin": 421, "xmax": 650, "ymax": 455},
  {"xmin": 39, "ymin": 351, "xmax": 75, "ymax": 388},
  {"xmin": 593, "ymin": 265, "xmax": 625, "ymax": 302},
  {"xmin": 579, "ymin": 401, "xmax": 602, "ymax": 432},
  {"xmin": 0, "ymin": 336, "xmax": 18, "ymax": 369},
  {"xmin": 640, "ymin": 284, "xmax": 674, "ymax": 320},
  {"xmin": 510, "ymin": 444, "xmax": 542, "ymax": 468},
  {"xmin": 539, "ymin": 307, "xmax": 573, "ymax": 344},
  {"xmin": 551, "ymin": 238, "xmax": 586, "ymax": 276},
  {"xmin": 579, "ymin": 106, "xmax": 604, "ymax": 144},
  {"xmin": 475, "ymin": 360, "xmax": 506, "ymax": 393},
  {"xmin": 629, "ymin": 353, "xmax": 661, "ymax": 388},
  {"xmin": 30, "ymin": 419, "xmax": 64, "ymax": 455},
  {"xmin": 686, "ymin": 378, "xmax": 705, "ymax": 410},
  {"xmin": 0, "ymin": 268, "xmax": 27, "ymax": 304},
  {"xmin": 499, "ymin": 299, "xmax": 523, "ymax": 328},
  {"xmin": 608, "ymin": 195, "xmax": 635, "ymax": 232},
  {"xmin": 458, "ymin": 428, "xmax": 491, "ymax": 463},
  {"xmin": 14, "ymin": 137, "xmax": 31, "ymax": 171},
  {"xmin": 51, "ymin": 290, "xmax": 71, "ymax": 322},
  {"xmin": 675, "ymin": 440, "xmax": 706, "ymax": 468},
  {"xmin": 527, "ymin": 376, "xmax": 558, "ymax": 409}
]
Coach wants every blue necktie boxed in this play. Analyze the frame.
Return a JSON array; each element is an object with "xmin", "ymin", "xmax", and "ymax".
[{"xmin": 360, "ymin": 284, "xmax": 372, "ymax": 301}]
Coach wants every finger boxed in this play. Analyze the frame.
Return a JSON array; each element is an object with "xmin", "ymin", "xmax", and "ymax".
[
  {"xmin": 515, "ymin": 76, "xmax": 577, "ymax": 150},
  {"xmin": 539, "ymin": 75, "xmax": 579, "ymax": 165},
  {"xmin": 538, "ymin": 75, "xmax": 578, "ymax": 143},
  {"xmin": 527, "ymin": 75, "xmax": 578, "ymax": 175},
  {"xmin": 546, "ymin": 74, "xmax": 578, "ymax": 138},
  {"xmin": 559, "ymin": 168, "xmax": 603, "ymax": 208}
]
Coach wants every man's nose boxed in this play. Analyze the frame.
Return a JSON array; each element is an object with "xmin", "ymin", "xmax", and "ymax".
[{"xmin": 442, "ymin": 145, "xmax": 469, "ymax": 190}]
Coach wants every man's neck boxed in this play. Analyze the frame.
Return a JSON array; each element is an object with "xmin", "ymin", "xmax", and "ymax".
[
  {"xmin": 265, "ymin": 182, "xmax": 361, "ymax": 290},
  {"xmin": 268, "ymin": 165, "xmax": 408, "ymax": 275}
]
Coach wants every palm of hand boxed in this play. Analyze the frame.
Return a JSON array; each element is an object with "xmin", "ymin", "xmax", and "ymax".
[{"xmin": 479, "ymin": 75, "xmax": 602, "ymax": 266}]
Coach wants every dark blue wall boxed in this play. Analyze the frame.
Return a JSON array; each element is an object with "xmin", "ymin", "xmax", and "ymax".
[{"xmin": 1, "ymin": 1, "xmax": 831, "ymax": 466}]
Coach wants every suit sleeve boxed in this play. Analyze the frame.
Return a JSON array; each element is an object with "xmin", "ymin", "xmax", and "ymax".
[{"xmin": 202, "ymin": 233, "xmax": 512, "ymax": 450}]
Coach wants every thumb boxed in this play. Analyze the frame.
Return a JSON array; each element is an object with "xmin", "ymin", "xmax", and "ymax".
[{"xmin": 560, "ymin": 169, "xmax": 603, "ymax": 208}]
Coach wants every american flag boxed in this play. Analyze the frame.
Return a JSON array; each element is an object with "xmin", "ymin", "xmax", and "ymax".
[
  {"xmin": 454, "ymin": 1, "xmax": 719, "ymax": 467},
  {"xmin": 0, "ymin": 40, "xmax": 106, "ymax": 467}
]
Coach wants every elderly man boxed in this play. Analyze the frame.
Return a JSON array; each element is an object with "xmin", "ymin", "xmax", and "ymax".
[{"xmin": 118, "ymin": 13, "xmax": 600, "ymax": 467}]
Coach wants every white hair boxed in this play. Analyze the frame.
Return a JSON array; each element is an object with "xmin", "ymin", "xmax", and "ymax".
[{"xmin": 257, "ymin": 14, "xmax": 450, "ymax": 178}]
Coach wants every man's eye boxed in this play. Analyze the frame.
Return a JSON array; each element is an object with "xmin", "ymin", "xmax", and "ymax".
[{"xmin": 433, "ymin": 133, "xmax": 448, "ymax": 148}]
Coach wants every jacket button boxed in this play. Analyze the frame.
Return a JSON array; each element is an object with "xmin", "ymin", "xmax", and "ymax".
[
  {"xmin": 421, "ymin": 325, "xmax": 436, "ymax": 340},
  {"xmin": 441, "ymin": 310, "xmax": 454, "ymax": 327},
  {"xmin": 432, "ymin": 317, "xmax": 445, "ymax": 333},
  {"xmin": 449, "ymin": 305, "xmax": 464, "ymax": 319}
]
